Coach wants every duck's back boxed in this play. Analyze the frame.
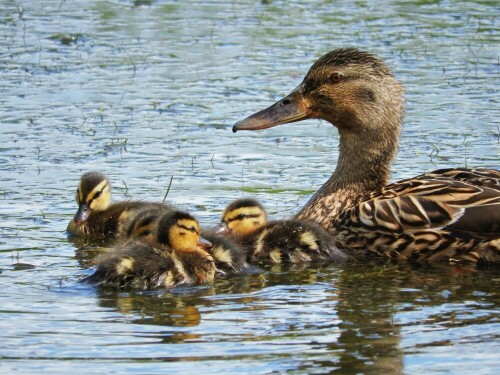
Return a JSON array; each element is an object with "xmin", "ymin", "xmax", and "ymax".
[
  {"xmin": 82, "ymin": 240, "xmax": 175, "ymax": 289},
  {"xmin": 68, "ymin": 201, "xmax": 167, "ymax": 239}
]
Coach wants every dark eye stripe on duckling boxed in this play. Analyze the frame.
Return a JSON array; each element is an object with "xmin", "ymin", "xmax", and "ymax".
[
  {"xmin": 226, "ymin": 214, "xmax": 261, "ymax": 223},
  {"xmin": 126, "ymin": 215, "xmax": 158, "ymax": 238},
  {"xmin": 178, "ymin": 224, "xmax": 199, "ymax": 234},
  {"xmin": 84, "ymin": 182, "xmax": 108, "ymax": 204}
]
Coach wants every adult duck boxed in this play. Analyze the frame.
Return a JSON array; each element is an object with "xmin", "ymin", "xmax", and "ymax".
[{"xmin": 233, "ymin": 48, "xmax": 500, "ymax": 263}]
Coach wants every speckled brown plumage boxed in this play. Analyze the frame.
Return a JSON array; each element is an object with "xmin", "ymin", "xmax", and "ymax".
[{"xmin": 233, "ymin": 48, "xmax": 500, "ymax": 263}]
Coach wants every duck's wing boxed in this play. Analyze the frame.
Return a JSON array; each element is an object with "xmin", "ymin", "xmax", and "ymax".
[
  {"xmin": 339, "ymin": 173, "xmax": 500, "ymax": 236},
  {"xmin": 417, "ymin": 167, "xmax": 500, "ymax": 190},
  {"xmin": 331, "ymin": 171, "xmax": 500, "ymax": 262}
]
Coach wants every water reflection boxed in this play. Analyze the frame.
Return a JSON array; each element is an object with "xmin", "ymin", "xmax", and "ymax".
[
  {"xmin": 69, "ymin": 234, "xmax": 114, "ymax": 268},
  {"xmin": 82, "ymin": 258, "xmax": 499, "ymax": 372}
]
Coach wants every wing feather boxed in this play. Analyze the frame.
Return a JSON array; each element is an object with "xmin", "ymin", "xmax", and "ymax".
[{"xmin": 337, "ymin": 174, "xmax": 500, "ymax": 235}]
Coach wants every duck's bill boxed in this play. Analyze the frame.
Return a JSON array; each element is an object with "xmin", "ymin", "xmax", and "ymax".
[
  {"xmin": 197, "ymin": 236, "xmax": 213, "ymax": 250},
  {"xmin": 215, "ymin": 222, "xmax": 231, "ymax": 235},
  {"xmin": 74, "ymin": 204, "xmax": 91, "ymax": 225},
  {"xmin": 232, "ymin": 88, "xmax": 311, "ymax": 132}
]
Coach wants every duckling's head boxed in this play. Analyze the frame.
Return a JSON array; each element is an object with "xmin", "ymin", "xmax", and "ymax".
[
  {"xmin": 219, "ymin": 198, "xmax": 268, "ymax": 237},
  {"xmin": 125, "ymin": 207, "xmax": 165, "ymax": 243},
  {"xmin": 74, "ymin": 172, "xmax": 111, "ymax": 225},
  {"xmin": 156, "ymin": 211, "xmax": 212, "ymax": 253},
  {"xmin": 233, "ymin": 47, "xmax": 404, "ymax": 135}
]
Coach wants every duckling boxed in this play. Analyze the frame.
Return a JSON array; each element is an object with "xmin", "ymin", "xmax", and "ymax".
[
  {"xmin": 202, "ymin": 230, "xmax": 261, "ymax": 274},
  {"xmin": 124, "ymin": 206, "xmax": 169, "ymax": 243},
  {"xmin": 218, "ymin": 198, "xmax": 348, "ymax": 264},
  {"xmin": 233, "ymin": 47, "xmax": 500, "ymax": 263},
  {"xmin": 82, "ymin": 210, "xmax": 216, "ymax": 289},
  {"xmin": 125, "ymin": 206, "xmax": 259, "ymax": 274},
  {"xmin": 67, "ymin": 172, "xmax": 169, "ymax": 239}
]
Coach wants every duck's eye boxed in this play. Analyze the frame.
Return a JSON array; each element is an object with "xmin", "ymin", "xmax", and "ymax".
[
  {"xmin": 236, "ymin": 214, "xmax": 247, "ymax": 220},
  {"xmin": 93, "ymin": 190, "xmax": 102, "ymax": 199},
  {"xmin": 330, "ymin": 72, "xmax": 344, "ymax": 83},
  {"xmin": 188, "ymin": 226, "xmax": 197, "ymax": 233},
  {"xmin": 280, "ymin": 98, "xmax": 291, "ymax": 106}
]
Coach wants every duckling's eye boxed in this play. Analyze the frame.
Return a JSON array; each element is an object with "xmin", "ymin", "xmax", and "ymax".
[
  {"xmin": 93, "ymin": 190, "xmax": 102, "ymax": 199},
  {"xmin": 188, "ymin": 226, "xmax": 197, "ymax": 233},
  {"xmin": 330, "ymin": 72, "xmax": 344, "ymax": 84},
  {"xmin": 236, "ymin": 214, "xmax": 247, "ymax": 220}
]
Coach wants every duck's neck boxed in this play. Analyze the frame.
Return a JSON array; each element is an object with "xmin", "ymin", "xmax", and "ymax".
[{"xmin": 295, "ymin": 124, "xmax": 400, "ymax": 228}]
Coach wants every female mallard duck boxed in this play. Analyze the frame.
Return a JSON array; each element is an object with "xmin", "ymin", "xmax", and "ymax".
[
  {"xmin": 218, "ymin": 198, "xmax": 348, "ymax": 264},
  {"xmin": 67, "ymin": 171, "xmax": 169, "ymax": 239},
  {"xmin": 82, "ymin": 210, "xmax": 216, "ymax": 289},
  {"xmin": 125, "ymin": 206, "xmax": 259, "ymax": 274},
  {"xmin": 233, "ymin": 47, "xmax": 500, "ymax": 263}
]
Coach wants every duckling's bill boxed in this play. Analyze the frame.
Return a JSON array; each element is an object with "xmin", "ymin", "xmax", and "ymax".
[
  {"xmin": 74, "ymin": 204, "xmax": 91, "ymax": 225},
  {"xmin": 232, "ymin": 86, "xmax": 311, "ymax": 132},
  {"xmin": 215, "ymin": 222, "xmax": 231, "ymax": 235},
  {"xmin": 197, "ymin": 236, "xmax": 212, "ymax": 250}
]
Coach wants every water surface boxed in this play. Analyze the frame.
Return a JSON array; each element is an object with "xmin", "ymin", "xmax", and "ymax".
[{"xmin": 0, "ymin": 0, "xmax": 499, "ymax": 373}]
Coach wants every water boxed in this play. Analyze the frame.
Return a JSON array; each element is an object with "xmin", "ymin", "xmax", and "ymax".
[{"xmin": 1, "ymin": 0, "xmax": 499, "ymax": 373}]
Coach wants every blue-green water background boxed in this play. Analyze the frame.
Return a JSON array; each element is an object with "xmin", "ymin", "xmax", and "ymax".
[{"xmin": 0, "ymin": 0, "xmax": 499, "ymax": 373}]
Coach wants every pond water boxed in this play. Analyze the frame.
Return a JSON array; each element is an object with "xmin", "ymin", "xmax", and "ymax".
[{"xmin": 1, "ymin": 0, "xmax": 499, "ymax": 373}]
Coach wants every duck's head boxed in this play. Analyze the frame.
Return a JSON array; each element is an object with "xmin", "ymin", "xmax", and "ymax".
[
  {"xmin": 74, "ymin": 172, "xmax": 111, "ymax": 225},
  {"xmin": 156, "ymin": 211, "xmax": 212, "ymax": 253},
  {"xmin": 218, "ymin": 198, "xmax": 268, "ymax": 237},
  {"xmin": 233, "ymin": 47, "xmax": 405, "ymax": 153}
]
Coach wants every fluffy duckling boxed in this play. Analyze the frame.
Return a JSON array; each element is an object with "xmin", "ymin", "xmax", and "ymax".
[
  {"xmin": 82, "ymin": 210, "xmax": 216, "ymax": 289},
  {"xmin": 67, "ymin": 172, "xmax": 169, "ymax": 239},
  {"xmin": 202, "ymin": 230, "xmax": 261, "ymax": 274},
  {"xmin": 218, "ymin": 198, "xmax": 348, "ymax": 264},
  {"xmin": 125, "ymin": 206, "xmax": 259, "ymax": 274},
  {"xmin": 124, "ymin": 206, "xmax": 169, "ymax": 243}
]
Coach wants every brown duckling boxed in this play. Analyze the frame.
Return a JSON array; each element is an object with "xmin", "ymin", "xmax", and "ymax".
[
  {"xmin": 67, "ymin": 172, "xmax": 169, "ymax": 239},
  {"xmin": 125, "ymin": 206, "xmax": 259, "ymax": 274},
  {"xmin": 233, "ymin": 47, "xmax": 500, "ymax": 263},
  {"xmin": 218, "ymin": 198, "xmax": 348, "ymax": 264},
  {"xmin": 82, "ymin": 210, "xmax": 216, "ymax": 289}
]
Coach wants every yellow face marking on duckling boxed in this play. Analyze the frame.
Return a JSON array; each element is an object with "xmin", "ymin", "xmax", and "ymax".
[
  {"xmin": 168, "ymin": 219, "xmax": 201, "ymax": 253},
  {"xmin": 86, "ymin": 180, "xmax": 111, "ymax": 211},
  {"xmin": 222, "ymin": 206, "xmax": 267, "ymax": 237}
]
